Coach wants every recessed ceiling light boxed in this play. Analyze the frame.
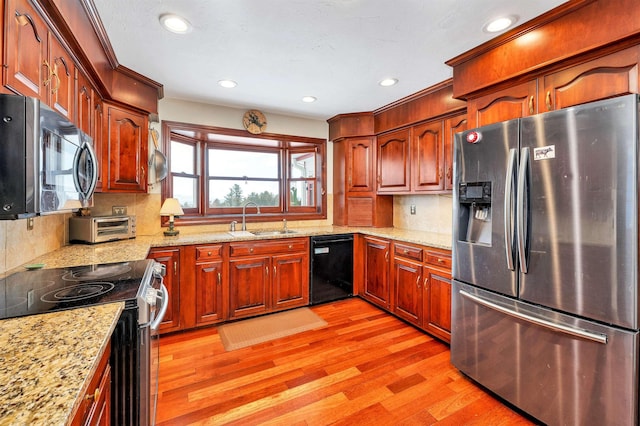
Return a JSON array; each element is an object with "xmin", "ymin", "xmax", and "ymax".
[
  {"xmin": 483, "ymin": 15, "xmax": 518, "ymax": 33},
  {"xmin": 379, "ymin": 78, "xmax": 398, "ymax": 87},
  {"xmin": 302, "ymin": 96, "xmax": 317, "ymax": 103},
  {"xmin": 218, "ymin": 80, "xmax": 237, "ymax": 88},
  {"xmin": 159, "ymin": 14, "xmax": 192, "ymax": 34}
]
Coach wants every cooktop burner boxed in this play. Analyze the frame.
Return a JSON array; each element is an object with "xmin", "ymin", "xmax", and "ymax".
[
  {"xmin": 40, "ymin": 282, "xmax": 115, "ymax": 303},
  {"xmin": 0, "ymin": 259, "xmax": 154, "ymax": 320}
]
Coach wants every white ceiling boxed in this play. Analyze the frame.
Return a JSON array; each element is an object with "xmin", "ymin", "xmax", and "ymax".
[{"xmin": 92, "ymin": 0, "xmax": 567, "ymax": 121}]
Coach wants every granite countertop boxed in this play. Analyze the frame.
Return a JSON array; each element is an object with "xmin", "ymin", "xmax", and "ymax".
[
  {"xmin": 0, "ymin": 302, "xmax": 123, "ymax": 426},
  {"xmin": 8, "ymin": 226, "xmax": 451, "ymax": 275}
]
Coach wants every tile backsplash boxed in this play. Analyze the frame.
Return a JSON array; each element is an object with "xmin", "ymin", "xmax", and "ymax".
[{"xmin": 393, "ymin": 194, "xmax": 453, "ymax": 235}]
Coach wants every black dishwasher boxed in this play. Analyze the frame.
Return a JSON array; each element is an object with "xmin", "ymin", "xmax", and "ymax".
[{"xmin": 310, "ymin": 234, "xmax": 354, "ymax": 304}]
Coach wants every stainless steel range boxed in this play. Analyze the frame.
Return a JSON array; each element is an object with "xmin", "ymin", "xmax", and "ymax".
[{"xmin": 0, "ymin": 259, "xmax": 168, "ymax": 425}]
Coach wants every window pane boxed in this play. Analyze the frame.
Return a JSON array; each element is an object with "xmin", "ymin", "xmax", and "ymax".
[
  {"xmin": 173, "ymin": 176, "xmax": 198, "ymax": 208},
  {"xmin": 171, "ymin": 141, "xmax": 195, "ymax": 174},
  {"xmin": 290, "ymin": 181, "xmax": 315, "ymax": 207},
  {"xmin": 209, "ymin": 180, "xmax": 280, "ymax": 207},
  {"xmin": 290, "ymin": 152, "xmax": 315, "ymax": 178},
  {"xmin": 208, "ymin": 149, "xmax": 279, "ymax": 178}
]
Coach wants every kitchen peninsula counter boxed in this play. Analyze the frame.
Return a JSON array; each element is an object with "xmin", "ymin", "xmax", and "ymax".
[{"xmin": 0, "ymin": 302, "xmax": 123, "ymax": 425}]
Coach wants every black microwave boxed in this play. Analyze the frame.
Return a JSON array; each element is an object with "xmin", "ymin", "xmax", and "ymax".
[{"xmin": 0, "ymin": 94, "xmax": 98, "ymax": 219}]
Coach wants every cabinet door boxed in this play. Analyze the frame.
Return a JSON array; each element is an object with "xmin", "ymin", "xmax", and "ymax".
[
  {"xmin": 392, "ymin": 256, "xmax": 423, "ymax": 326},
  {"xmin": 444, "ymin": 113, "xmax": 467, "ymax": 191},
  {"xmin": 541, "ymin": 45, "xmax": 640, "ymax": 112},
  {"xmin": 412, "ymin": 120, "xmax": 444, "ymax": 192},
  {"xmin": 48, "ymin": 35, "xmax": 74, "ymax": 120},
  {"xmin": 195, "ymin": 261, "xmax": 224, "ymax": 325},
  {"xmin": 229, "ymin": 256, "xmax": 270, "ymax": 319},
  {"xmin": 377, "ymin": 128, "xmax": 411, "ymax": 193},
  {"xmin": 423, "ymin": 267, "xmax": 452, "ymax": 343},
  {"xmin": 93, "ymin": 98, "xmax": 105, "ymax": 191},
  {"xmin": 347, "ymin": 137, "xmax": 375, "ymax": 192},
  {"xmin": 4, "ymin": 0, "xmax": 48, "ymax": 99},
  {"xmin": 467, "ymin": 80, "xmax": 537, "ymax": 128},
  {"xmin": 76, "ymin": 70, "xmax": 93, "ymax": 135},
  {"xmin": 362, "ymin": 236, "xmax": 390, "ymax": 308},
  {"xmin": 272, "ymin": 252, "xmax": 309, "ymax": 311},
  {"xmin": 105, "ymin": 103, "xmax": 148, "ymax": 192},
  {"xmin": 148, "ymin": 248, "xmax": 181, "ymax": 333}
]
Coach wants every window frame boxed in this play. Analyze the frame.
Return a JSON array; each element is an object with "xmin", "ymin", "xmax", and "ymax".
[{"xmin": 160, "ymin": 120, "xmax": 327, "ymax": 227}]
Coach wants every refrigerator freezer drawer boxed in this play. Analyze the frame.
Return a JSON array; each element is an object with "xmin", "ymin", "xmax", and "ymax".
[{"xmin": 451, "ymin": 280, "xmax": 639, "ymax": 426}]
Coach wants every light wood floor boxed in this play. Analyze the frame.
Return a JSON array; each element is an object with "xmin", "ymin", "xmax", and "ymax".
[{"xmin": 156, "ymin": 298, "xmax": 537, "ymax": 425}]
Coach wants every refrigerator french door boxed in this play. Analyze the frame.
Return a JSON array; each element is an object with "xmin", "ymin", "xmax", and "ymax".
[{"xmin": 452, "ymin": 94, "xmax": 640, "ymax": 425}]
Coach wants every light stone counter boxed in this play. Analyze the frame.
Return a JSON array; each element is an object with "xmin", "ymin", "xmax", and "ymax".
[
  {"xmin": 0, "ymin": 302, "xmax": 124, "ymax": 425},
  {"xmin": 7, "ymin": 226, "xmax": 452, "ymax": 276}
]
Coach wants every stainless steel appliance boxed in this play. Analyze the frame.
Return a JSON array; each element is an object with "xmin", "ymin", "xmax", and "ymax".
[
  {"xmin": 0, "ymin": 94, "xmax": 98, "ymax": 219},
  {"xmin": 310, "ymin": 234, "xmax": 354, "ymax": 304},
  {"xmin": 0, "ymin": 259, "xmax": 168, "ymax": 425},
  {"xmin": 69, "ymin": 215, "xmax": 137, "ymax": 244},
  {"xmin": 452, "ymin": 94, "xmax": 640, "ymax": 425}
]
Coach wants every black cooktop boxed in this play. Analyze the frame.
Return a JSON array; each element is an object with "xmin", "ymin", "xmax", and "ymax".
[{"xmin": 0, "ymin": 259, "xmax": 153, "ymax": 320}]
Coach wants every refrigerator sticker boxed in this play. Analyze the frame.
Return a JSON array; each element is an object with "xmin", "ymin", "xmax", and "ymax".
[{"xmin": 534, "ymin": 145, "xmax": 555, "ymax": 160}]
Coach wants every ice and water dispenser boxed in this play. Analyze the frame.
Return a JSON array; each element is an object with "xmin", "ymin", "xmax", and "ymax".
[{"xmin": 457, "ymin": 181, "xmax": 492, "ymax": 245}]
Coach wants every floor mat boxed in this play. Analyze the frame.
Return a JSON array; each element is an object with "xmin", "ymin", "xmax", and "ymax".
[{"xmin": 217, "ymin": 307, "xmax": 327, "ymax": 351}]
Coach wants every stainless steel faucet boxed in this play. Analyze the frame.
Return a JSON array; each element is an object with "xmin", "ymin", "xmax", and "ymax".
[{"xmin": 241, "ymin": 202, "xmax": 261, "ymax": 231}]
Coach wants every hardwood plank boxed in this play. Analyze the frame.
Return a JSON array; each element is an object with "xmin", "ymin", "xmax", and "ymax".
[{"xmin": 157, "ymin": 298, "xmax": 537, "ymax": 425}]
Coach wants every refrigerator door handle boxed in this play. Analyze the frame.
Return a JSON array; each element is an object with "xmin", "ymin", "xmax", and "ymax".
[
  {"xmin": 459, "ymin": 290, "xmax": 608, "ymax": 344},
  {"xmin": 516, "ymin": 147, "xmax": 530, "ymax": 274},
  {"xmin": 504, "ymin": 148, "xmax": 517, "ymax": 271}
]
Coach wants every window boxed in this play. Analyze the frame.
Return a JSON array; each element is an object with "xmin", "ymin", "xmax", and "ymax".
[{"xmin": 161, "ymin": 121, "xmax": 326, "ymax": 225}]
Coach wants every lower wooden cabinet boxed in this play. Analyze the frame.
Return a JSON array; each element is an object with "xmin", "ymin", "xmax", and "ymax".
[
  {"xmin": 361, "ymin": 236, "xmax": 391, "ymax": 309},
  {"xmin": 229, "ymin": 238, "xmax": 309, "ymax": 319},
  {"xmin": 361, "ymin": 238, "xmax": 452, "ymax": 343},
  {"xmin": 147, "ymin": 247, "xmax": 181, "ymax": 333},
  {"xmin": 71, "ymin": 341, "xmax": 111, "ymax": 426},
  {"xmin": 195, "ymin": 244, "xmax": 225, "ymax": 326}
]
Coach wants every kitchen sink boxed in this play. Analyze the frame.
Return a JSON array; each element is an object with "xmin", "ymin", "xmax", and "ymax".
[{"xmin": 250, "ymin": 230, "xmax": 298, "ymax": 236}]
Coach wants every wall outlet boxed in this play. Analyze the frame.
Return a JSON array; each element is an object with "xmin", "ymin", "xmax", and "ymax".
[
  {"xmin": 112, "ymin": 206, "xmax": 127, "ymax": 215},
  {"xmin": 410, "ymin": 204, "xmax": 416, "ymax": 215},
  {"xmin": 26, "ymin": 217, "xmax": 34, "ymax": 230}
]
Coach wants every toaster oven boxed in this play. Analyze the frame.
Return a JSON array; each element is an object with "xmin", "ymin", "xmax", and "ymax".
[{"xmin": 69, "ymin": 215, "xmax": 136, "ymax": 243}]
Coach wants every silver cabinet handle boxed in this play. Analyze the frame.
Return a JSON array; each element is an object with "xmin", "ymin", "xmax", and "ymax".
[
  {"xmin": 459, "ymin": 290, "xmax": 607, "ymax": 344},
  {"xmin": 504, "ymin": 148, "xmax": 517, "ymax": 271}
]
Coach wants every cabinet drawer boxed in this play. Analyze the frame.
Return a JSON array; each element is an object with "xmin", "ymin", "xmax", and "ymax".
[
  {"xmin": 230, "ymin": 238, "xmax": 308, "ymax": 257},
  {"xmin": 394, "ymin": 243, "xmax": 423, "ymax": 261},
  {"xmin": 196, "ymin": 244, "xmax": 223, "ymax": 261},
  {"xmin": 424, "ymin": 250, "xmax": 451, "ymax": 269}
]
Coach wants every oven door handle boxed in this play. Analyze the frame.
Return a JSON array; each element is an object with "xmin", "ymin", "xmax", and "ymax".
[{"xmin": 150, "ymin": 282, "xmax": 169, "ymax": 331}]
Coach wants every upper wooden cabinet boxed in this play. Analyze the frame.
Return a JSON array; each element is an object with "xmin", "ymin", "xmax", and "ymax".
[
  {"xmin": 444, "ymin": 113, "xmax": 467, "ymax": 191},
  {"xmin": 332, "ymin": 128, "xmax": 393, "ymax": 227},
  {"xmin": 466, "ymin": 80, "xmax": 537, "ymax": 129},
  {"xmin": 412, "ymin": 120, "xmax": 443, "ymax": 192},
  {"xmin": 102, "ymin": 102, "xmax": 148, "ymax": 193},
  {"xmin": 377, "ymin": 128, "xmax": 411, "ymax": 193}
]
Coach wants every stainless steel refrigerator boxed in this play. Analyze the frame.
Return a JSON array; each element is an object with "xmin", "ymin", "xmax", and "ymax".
[{"xmin": 451, "ymin": 94, "xmax": 640, "ymax": 425}]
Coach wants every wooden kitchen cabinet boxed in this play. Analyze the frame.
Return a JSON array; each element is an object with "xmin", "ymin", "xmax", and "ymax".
[
  {"xmin": 4, "ymin": 0, "xmax": 74, "ymax": 120},
  {"xmin": 392, "ymin": 247, "xmax": 423, "ymax": 327},
  {"xmin": 466, "ymin": 46, "xmax": 640, "ymax": 128},
  {"xmin": 71, "ymin": 341, "xmax": 111, "ymax": 426},
  {"xmin": 76, "ymin": 70, "xmax": 93, "ymax": 135},
  {"xmin": 443, "ymin": 113, "xmax": 467, "ymax": 191},
  {"xmin": 92, "ymin": 97, "xmax": 105, "ymax": 191},
  {"xmin": 229, "ymin": 238, "xmax": 309, "ymax": 319},
  {"xmin": 422, "ymin": 248, "xmax": 452, "ymax": 342},
  {"xmin": 466, "ymin": 80, "xmax": 538, "ymax": 129},
  {"xmin": 147, "ymin": 247, "xmax": 181, "ymax": 333},
  {"xmin": 102, "ymin": 102, "xmax": 148, "ymax": 193},
  {"xmin": 412, "ymin": 120, "xmax": 444, "ymax": 192},
  {"xmin": 194, "ymin": 244, "xmax": 225, "ymax": 326},
  {"xmin": 332, "ymin": 136, "xmax": 393, "ymax": 227},
  {"xmin": 361, "ymin": 236, "xmax": 390, "ymax": 309},
  {"xmin": 377, "ymin": 128, "xmax": 411, "ymax": 193}
]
